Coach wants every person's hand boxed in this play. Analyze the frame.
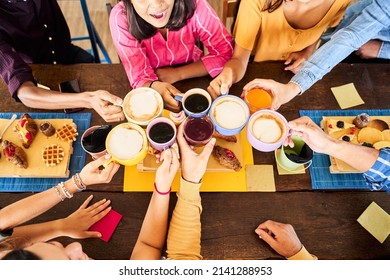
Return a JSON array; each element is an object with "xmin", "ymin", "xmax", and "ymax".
[
  {"xmin": 286, "ymin": 116, "xmax": 336, "ymax": 154},
  {"xmin": 284, "ymin": 43, "xmax": 317, "ymax": 73},
  {"xmin": 355, "ymin": 40, "xmax": 382, "ymax": 59},
  {"xmin": 242, "ymin": 79, "xmax": 301, "ymax": 110},
  {"xmin": 255, "ymin": 220, "xmax": 302, "ymax": 258},
  {"xmin": 87, "ymin": 90, "xmax": 124, "ymax": 123},
  {"xmin": 284, "ymin": 49, "xmax": 311, "ymax": 74},
  {"xmin": 176, "ymin": 122, "xmax": 216, "ymax": 183},
  {"xmin": 60, "ymin": 195, "xmax": 111, "ymax": 239},
  {"xmin": 151, "ymin": 81, "xmax": 181, "ymax": 113},
  {"xmin": 207, "ymin": 69, "xmax": 233, "ymax": 100},
  {"xmin": 78, "ymin": 154, "xmax": 120, "ymax": 187},
  {"xmin": 155, "ymin": 148, "xmax": 180, "ymax": 192},
  {"xmin": 156, "ymin": 67, "xmax": 181, "ymax": 84}
]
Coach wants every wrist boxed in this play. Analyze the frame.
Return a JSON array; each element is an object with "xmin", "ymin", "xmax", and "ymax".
[
  {"xmin": 182, "ymin": 174, "xmax": 201, "ymax": 184},
  {"xmin": 287, "ymin": 82, "xmax": 301, "ymax": 97}
]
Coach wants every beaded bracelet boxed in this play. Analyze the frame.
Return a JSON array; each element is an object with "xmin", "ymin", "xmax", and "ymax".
[
  {"xmin": 75, "ymin": 173, "xmax": 87, "ymax": 190},
  {"xmin": 71, "ymin": 175, "xmax": 84, "ymax": 191},
  {"xmin": 58, "ymin": 182, "xmax": 73, "ymax": 199},
  {"xmin": 53, "ymin": 185, "xmax": 64, "ymax": 201},
  {"xmin": 154, "ymin": 182, "xmax": 171, "ymax": 195}
]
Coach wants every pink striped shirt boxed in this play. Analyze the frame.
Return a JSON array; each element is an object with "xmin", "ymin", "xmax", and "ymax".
[{"xmin": 110, "ymin": 0, "xmax": 233, "ymax": 88}]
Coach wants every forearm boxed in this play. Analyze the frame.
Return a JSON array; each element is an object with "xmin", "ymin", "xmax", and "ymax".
[
  {"xmin": 287, "ymin": 246, "xmax": 317, "ymax": 260},
  {"xmin": 0, "ymin": 179, "xmax": 78, "ymax": 231},
  {"xmin": 167, "ymin": 178, "xmax": 202, "ymax": 260},
  {"xmin": 172, "ymin": 61, "xmax": 208, "ymax": 81},
  {"xmin": 17, "ymin": 82, "xmax": 93, "ymax": 110},
  {"xmin": 131, "ymin": 192, "xmax": 170, "ymax": 259},
  {"xmin": 11, "ymin": 219, "xmax": 64, "ymax": 247},
  {"xmin": 223, "ymin": 58, "xmax": 248, "ymax": 85},
  {"xmin": 325, "ymin": 140, "xmax": 379, "ymax": 173}
]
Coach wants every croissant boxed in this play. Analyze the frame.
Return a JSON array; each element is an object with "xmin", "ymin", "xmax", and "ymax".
[
  {"xmin": 13, "ymin": 113, "xmax": 38, "ymax": 149},
  {"xmin": 2, "ymin": 140, "xmax": 28, "ymax": 169}
]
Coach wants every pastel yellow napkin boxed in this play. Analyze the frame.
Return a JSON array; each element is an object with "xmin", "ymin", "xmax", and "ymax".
[
  {"xmin": 357, "ymin": 202, "xmax": 390, "ymax": 243},
  {"xmin": 245, "ymin": 165, "xmax": 276, "ymax": 192},
  {"xmin": 274, "ymin": 149, "xmax": 306, "ymax": 175},
  {"xmin": 331, "ymin": 83, "xmax": 364, "ymax": 109}
]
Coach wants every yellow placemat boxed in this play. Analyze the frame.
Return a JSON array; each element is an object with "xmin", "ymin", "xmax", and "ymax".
[
  {"xmin": 124, "ymin": 128, "xmax": 254, "ymax": 192},
  {"xmin": 357, "ymin": 202, "xmax": 390, "ymax": 243},
  {"xmin": 245, "ymin": 165, "xmax": 275, "ymax": 192},
  {"xmin": 0, "ymin": 118, "xmax": 73, "ymax": 178},
  {"xmin": 331, "ymin": 83, "xmax": 364, "ymax": 109}
]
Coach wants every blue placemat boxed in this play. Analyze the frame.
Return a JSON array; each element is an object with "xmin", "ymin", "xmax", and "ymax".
[
  {"xmin": 299, "ymin": 109, "xmax": 390, "ymax": 190},
  {"xmin": 0, "ymin": 112, "xmax": 91, "ymax": 193}
]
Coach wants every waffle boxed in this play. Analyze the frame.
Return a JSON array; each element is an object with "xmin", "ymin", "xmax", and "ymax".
[
  {"xmin": 56, "ymin": 123, "xmax": 78, "ymax": 142},
  {"xmin": 42, "ymin": 144, "xmax": 64, "ymax": 166}
]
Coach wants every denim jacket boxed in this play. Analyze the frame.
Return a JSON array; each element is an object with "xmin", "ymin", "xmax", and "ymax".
[{"xmin": 291, "ymin": 0, "xmax": 390, "ymax": 93}]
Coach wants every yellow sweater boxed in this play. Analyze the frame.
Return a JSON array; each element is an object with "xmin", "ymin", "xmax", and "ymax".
[
  {"xmin": 233, "ymin": 0, "xmax": 351, "ymax": 61},
  {"xmin": 166, "ymin": 178, "xmax": 316, "ymax": 260}
]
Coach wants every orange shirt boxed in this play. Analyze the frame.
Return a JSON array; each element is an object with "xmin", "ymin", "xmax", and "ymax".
[{"xmin": 233, "ymin": 0, "xmax": 351, "ymax": 61}]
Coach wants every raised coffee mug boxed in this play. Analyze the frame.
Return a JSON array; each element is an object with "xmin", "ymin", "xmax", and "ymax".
[
  {"xmin": 174, "ymin": 88, "xmax": 212, "ymax": 118},
  {"xmin": 246, "ymin": 109, "xmax": 289, "ymax": 152}
]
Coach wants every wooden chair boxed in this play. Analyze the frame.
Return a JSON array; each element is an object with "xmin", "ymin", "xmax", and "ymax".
[{"xmin": 221, "ymin": 0, "xmax": 240, "ymax": 32}]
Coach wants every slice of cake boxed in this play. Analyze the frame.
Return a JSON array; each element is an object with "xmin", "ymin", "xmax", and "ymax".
[{"xmin": 326, "ymin": 119, "xmax": 356, "ymax": 139}]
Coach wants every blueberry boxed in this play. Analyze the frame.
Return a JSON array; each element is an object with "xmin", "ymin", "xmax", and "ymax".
[
  {"xmin": 342, "ymin": 136, "xmax": 350, "ymax": 142},
  {"xmin": 337, "ymin": 121, "xmax": 344, "ymax": 128}
]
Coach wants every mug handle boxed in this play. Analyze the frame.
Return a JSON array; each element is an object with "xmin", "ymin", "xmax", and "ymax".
[
  {"xmin": 174, "ymin": 94, "xmax": 184, "ymax": 102},
  {"xmin": 102, "ymin": 157, "xmax": 115, "ymax": 169}
]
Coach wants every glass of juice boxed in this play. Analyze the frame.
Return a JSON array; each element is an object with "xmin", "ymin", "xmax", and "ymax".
[{"xmin": 244, "ymin": 88, "xmax": 272, "ymax": 115}]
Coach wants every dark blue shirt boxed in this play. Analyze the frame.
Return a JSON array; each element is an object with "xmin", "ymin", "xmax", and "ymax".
[{"xmin": 0, "ymin": 0, "xmax": 74, "ymax": 99}]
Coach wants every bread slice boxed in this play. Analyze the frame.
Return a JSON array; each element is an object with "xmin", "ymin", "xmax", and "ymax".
[{"xmin": 326, "ymin": 119, "xmax": 356, "ymax": 139}]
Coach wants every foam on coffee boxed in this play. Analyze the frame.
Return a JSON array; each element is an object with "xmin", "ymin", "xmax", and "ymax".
[
  {"xmin": 125, "ymin": 89, "xmax": 160, "ymax": 122},
  {"xmin": 213, "ymin": 98, "xmax": 247, "ymax": 129},
  {"xmin": 251, "ymin": 113, "xmax": 286, "ymax": 143},
  {"xmin": 107, "ymin": 126, "xmax": 143, "ymax": 160}
]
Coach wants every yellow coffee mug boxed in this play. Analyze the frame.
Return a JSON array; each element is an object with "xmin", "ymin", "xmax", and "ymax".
[{"xmin": 103, "ymin": 122, "xmax": 148, "ymax": 167}]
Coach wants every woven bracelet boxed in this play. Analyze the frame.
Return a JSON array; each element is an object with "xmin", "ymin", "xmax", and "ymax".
[{"xmin": 154, "ymin": 182, "xmax": 171, "ymax": 195}]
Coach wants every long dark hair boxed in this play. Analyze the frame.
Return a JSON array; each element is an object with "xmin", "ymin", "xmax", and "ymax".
[
  {"xmin": 122, "ymin": 0, "xmax": 196, "ymax": 41},
  {"xmin": 2, "ymin": 249, "xmax": 40, "ymax": 260},
  {"xmin": 262, "ymin": 0, "xmax": 284, "ymax": 12}
]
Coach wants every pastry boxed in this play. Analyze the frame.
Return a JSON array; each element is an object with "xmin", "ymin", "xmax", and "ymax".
[
  {"xmin": 56, "ymin": 123, "xmax": 78, "ymax": 142},
  {"xmin": 352, "ymin": 113, "xmax": 370, "ymax": 129},
  {"xmin": 373, "ymin": 141, "xmax": 390, "ymax": 150},
  {"xmin": 13, "ymin": 113, "xmax": 38, "ymax": 149},
  {"xmin": 213, "ymin": 131, "xmax": 237, "ymax": 143},
  {"xmin": 42, "ymin": 144, "xmax": 64, "ymax": 166},
  {"xmin": 169, "ymin": 110, "xmax": 186, "ymax": 126},
  {"xmin": 1, "ymin": 140, "xmax": 28, "ymax": 169},
  {"xmin": 326, "ymin": 119, "xmax": 355, "ymax": 139},
  {"xmin": 357, "ymin": 127, "xmax": 383, "ymax": 144},
  {"xmin": 212, "ymin": 145, "xmax": 242, "ymax": 171},
  {"xmin": 39, "ymin": 121, "xmax": 56, "ymax": 137},
  {"xmin": 382, "ymin": 129, "xmax": 390, "ymax": 141},
  {"xmin": 367, "ymin": 119, "xmax": 389, "ymax": 131}
]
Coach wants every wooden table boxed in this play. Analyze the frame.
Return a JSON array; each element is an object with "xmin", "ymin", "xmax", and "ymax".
[{"xmin": 1, "ymin": 62, "xmax": 389, "ymax": 259}]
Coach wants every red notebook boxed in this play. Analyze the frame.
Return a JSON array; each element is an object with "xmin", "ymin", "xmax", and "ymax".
[{"xmin": 89, "ymin": 209, "xmax": 122, "ymax": 242}]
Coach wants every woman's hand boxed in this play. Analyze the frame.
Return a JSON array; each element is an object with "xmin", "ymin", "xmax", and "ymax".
[
  {"xmin": 79, "ymin": 154, "xmax": 120, "ymax": 187},
  {"xmin": 60, "ymin": 195, "xmax": 111, "ymax": 239},
  {"xmin": 151, "ymin": 81, "xmax": 181, "ymax": 113},
  {"xmin": 155, "ymin": 148, "xmax": 180, "ymax": 193}
]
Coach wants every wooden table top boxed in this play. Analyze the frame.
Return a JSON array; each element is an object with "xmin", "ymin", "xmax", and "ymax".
[{"xmin": 1, "ymin": 62, "xmax": 389, "ymax": 259}]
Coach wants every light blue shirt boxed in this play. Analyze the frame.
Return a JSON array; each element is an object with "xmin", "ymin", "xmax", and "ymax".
[
  {"xmin": 291, "ymin": 0, "xmax": 390, "ymax": 93},
  {"xmin": 363, "ymin": 148, "xmax": 390, "ymax": 194}
]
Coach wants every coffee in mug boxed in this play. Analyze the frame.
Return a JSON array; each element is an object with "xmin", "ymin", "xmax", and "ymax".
[
  {"xmin": 212, "ymin": 96, "xmax": 248, "ymax": 130},
  {"xmin": 106, "ymin": 126, "xmax": 144, "ymax": 160},
  {"xmin": 81, "ymin": 125, "xmax": 112, "ymax": 159},
  {"xmin": 123, "ymin": 88, "xmax": 163, "ymax": 126},
  {"xmin": 146, "ymin": 117, "xmax": 177, "ymax": 151},
  {"xmin": 184, "ymin": 94, "xmax": 209, "ymax": 114},
  {"xmin": 246, "ymin": 110, "xmax": 289, "ymax": 152},
  {"xmin": 183, "ymin": 116, "xmax": 214, "ymax": 146},
  {"xmin": 174, "ymin": 88, "xmax": 212, "ymax": 118}
]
